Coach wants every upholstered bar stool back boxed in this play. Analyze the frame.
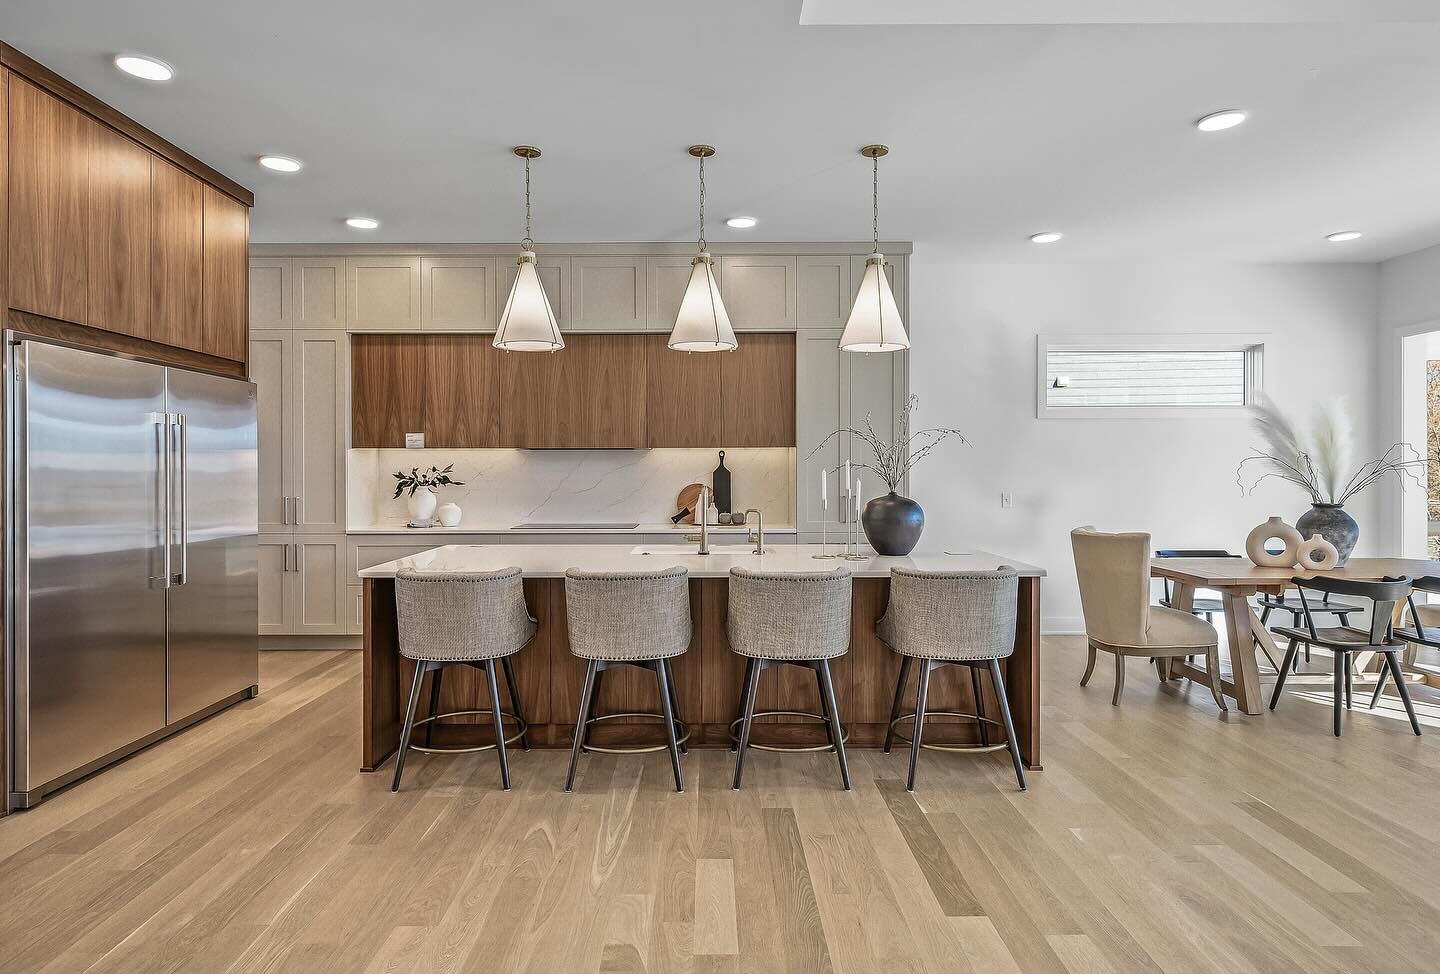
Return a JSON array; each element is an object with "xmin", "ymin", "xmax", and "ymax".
[
  {"xmin": 878, "ymin": 567, "xmax": 1027, "ymax": 791},
  {"xmin": 391, "ymin": 569, "xmax": 536, "ymax": 793},
  {"xmin": 563, "ymin": 567, "xmax": 692, "ymax": 792},
  {"xmin": 727, "ymin": 567, "xmax": 853, "ymax": 790}
]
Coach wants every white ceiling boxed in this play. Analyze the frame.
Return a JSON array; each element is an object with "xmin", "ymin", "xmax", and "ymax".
[{"xmin": 6, "ymin": 0, "xmax": 1440, "ymax": 262}]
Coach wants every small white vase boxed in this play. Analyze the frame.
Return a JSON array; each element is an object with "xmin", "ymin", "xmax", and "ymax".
[
  {"xmin": 1297, "ymin": 533, "xmax": 1339, "ymax": 571},
  {"xmin": 1245, "ymin": 516, "xmax": 1302, "ymax": 567},
  {"xmin": 437, "ymin": 502, "xmax": 462, "ymax": 528},
  {"xmin": 407, "ymin": 488, "xmax": 438, "ymax": 526}
]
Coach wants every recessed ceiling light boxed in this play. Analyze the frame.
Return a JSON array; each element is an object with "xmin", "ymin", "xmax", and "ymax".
[
  {"xmin": 725, "ymin": 216, "xmax": 758, "ymax": 229},
  {"xmin": 1029, "ymin": 231, "xmax": 1063, "ymax": 244},
  {"xmin": 1195, "ymin": 110, "xmax": 1247, "ymax": 132},
  {"xmin": 345, "ymin": 217, "xmax": 380, "ymax": 230},
  {"xmin": 258, "ymin": 155, "xmax": 304, "ymax": 174},
  {"xmin": 114, "ymin": 54, "xmax": 174, "ymax": 82},
  {"xmin": 1325, "ymin": 230, "xmax": 1362, "ymax": 242}
]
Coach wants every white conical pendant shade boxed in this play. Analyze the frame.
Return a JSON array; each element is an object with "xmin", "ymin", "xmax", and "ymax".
[
  {"xmin": 494, "ymin": 251, "xmax": 563, "ymax": 352},
  {"xmin": 668, "ymin": 253, "xmax": 737, "ymax": 352},
  {"xmin": 839, "ymin": 253, "xmax": 909, "ymax": 352}
]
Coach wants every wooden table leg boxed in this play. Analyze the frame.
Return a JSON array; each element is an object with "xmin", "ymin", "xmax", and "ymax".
[
  {"xmin": 1222, "ymin": 591, "xmax": 1265, "ymax": 715},
  {"xmin": 361, "ymin": 577, "xmax": 401, "ymax": 772},
  {"xmin": 1007, "ymin": 576, "xmax": 1042, "ymax": 771}
]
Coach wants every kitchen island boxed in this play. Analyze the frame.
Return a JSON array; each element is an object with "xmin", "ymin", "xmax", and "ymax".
[{"xmin": 359, "ymin": 544, "xmax": 1045, "ymax": 772}]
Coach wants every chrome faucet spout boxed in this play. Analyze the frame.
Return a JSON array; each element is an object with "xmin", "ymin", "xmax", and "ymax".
[{"xmin": 697, "ymin": 486, "xmax": 710, "ymax": 555}]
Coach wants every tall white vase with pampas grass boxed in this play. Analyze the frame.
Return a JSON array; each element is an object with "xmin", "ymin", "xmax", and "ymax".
[{"xmin": 1237, "ymin": 397, "xmax": 1424, "ymax": 565}]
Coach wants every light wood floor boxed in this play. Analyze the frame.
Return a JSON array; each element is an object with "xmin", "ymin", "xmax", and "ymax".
[{"xmin": 3, "ymin": 640, "xmax": 1440, "ymax": 973}]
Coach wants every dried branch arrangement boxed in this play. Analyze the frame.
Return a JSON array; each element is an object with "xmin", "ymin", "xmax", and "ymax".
[
  {"xmin": 805, "ymin": 394, "xmax": 970, "ymax": 492},
  {"xmin": 1236, "ymin": 397, "xmax": 1426, "ymax": 504}
]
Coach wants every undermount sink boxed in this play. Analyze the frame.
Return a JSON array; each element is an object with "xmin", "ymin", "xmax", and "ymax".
[{"xmin": 629, "ymin": 544, "xmax": 758, "ymax": 556}]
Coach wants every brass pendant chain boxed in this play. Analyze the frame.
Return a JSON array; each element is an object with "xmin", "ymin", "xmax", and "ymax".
[
  {"xmin": 698, "ymin": 152, "xmax": 707, "ymax": 253},
  {"xmin": 522, "ymin": 154, "xmax": 534, "ymax": 251}
]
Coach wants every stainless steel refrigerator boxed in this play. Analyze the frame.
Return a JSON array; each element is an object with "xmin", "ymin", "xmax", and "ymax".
[{"xmin": 6, "ymin": 335, "xmax": 258, "ymax": 809}]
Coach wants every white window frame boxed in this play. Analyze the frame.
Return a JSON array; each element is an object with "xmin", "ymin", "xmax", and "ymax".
[{"xmin": 1035, "ymin": 334, "xmax": 1266, "ymax": 420}]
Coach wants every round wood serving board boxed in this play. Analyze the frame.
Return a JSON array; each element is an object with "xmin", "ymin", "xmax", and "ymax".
[{"xmin": 675, "ymin": 483, "xmax": 705, "ymax": 525}]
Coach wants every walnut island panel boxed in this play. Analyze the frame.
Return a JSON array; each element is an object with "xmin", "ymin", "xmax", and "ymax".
[{"xmin": 359, "ymin": 544, "xmax": 1045, "ymax": 772}]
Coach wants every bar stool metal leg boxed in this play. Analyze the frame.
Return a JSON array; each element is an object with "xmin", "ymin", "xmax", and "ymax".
[
  {"xmin": 818, "ymin": 659, "xmax": 851, "ymax": 790},
  {"xmin": 484, "ymin": 660, "xmax": 511, "ymax": 791},
  {"xmin": 500, "ymin": 656, "xmax": 531, "ymax": 751},
  {"xmin": 655, "ymin": 659, "xmax": 684, "ymax": 792},
  {"xmin": 566, "ymin": 659, "xmax": 598, "ymax": 792},
  {"xmin": 883, "ymin": 655, "xmax": 913, "ymax": 754},
  {"xmin": 425, "ymin": 667, "xmax": 444, "ymax": 748},
  {"xmin": 988, "ymin": 658, "xmax": 1027, "ymax": 791},
  {"xmin": 663, "ymin": 659, "xmax": 687, "ymax": 755},
  {"xmin": 732, "ymin": 658, "xmax": 758, "ymax": 752},
  {"xmin": 392, "ymin": 661, "xmax": 429, "ymax": 792},
  {"xmin": 732, "ymin": 659, "xmax": 762, "ymax": 790},
  {"xmin": 582, "ymin": 667, "xmax": 605, "ymax": 749},
  {"xmin": 907, "ymin": 659, "xmax": 932, "ymax": 791},
  {"xmin": 815, "ymin": 665, "xmax": 836, "ymax": 751},
  {"xmin": 970, "ymin": 666, "xmax": 990, "ymax": 748}
]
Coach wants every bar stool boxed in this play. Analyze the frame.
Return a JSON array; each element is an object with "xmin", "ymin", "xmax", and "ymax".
[
  {"xmin": 728, "ymin": 566, "xmax": 852, "ymax": 791},
  {"xmin": 564, "ymin": 567, "xmax": 692, "ymax": 793},
  {"xmin": 392, "ymin": 569, "xmax": 534, "ymax": 793},
  {"xmin": 879, "ymin": 567, "xmax": 1027, "ymax": 792}
]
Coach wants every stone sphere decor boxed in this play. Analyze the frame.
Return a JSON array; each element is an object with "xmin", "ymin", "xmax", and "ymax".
[{"xmin": 1245, "ymin": 516, "xmax": 1302, "ymax": 567}]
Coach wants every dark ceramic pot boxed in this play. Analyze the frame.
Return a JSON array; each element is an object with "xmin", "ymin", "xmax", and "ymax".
[
  {"xmin": 1295, "ymin": 503, "xmax": 1358, "ymax": 566},
  {"xmin": 861, "ymin": 492, "xmax": 925, "ymax": 556}
]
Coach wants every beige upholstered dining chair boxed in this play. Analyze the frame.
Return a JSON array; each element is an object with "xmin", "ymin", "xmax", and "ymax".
[{"xmin": 1070, "ymin": 527, "xmax": 1227, "ymax": 711}]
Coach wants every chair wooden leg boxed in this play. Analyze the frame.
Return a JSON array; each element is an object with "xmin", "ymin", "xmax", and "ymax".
[
  {"xmin": 1205, "ymin": 645, "xmax": 1228, "ymax": 713},
  {"xmin": 989, "ymin": 658, "xmax": 1027, "ymax": 791},
  {"xmin": 1080, "ymin": 644, "xmax": 1097, "ymax": 687},
  {"xmin": 500, "ymin": 656, "xmax": 530, "ymax": 751},
  {"xmin": 392, "ymin": 661, "xmax": 428, "ymax": 793},
  {"xmin": 1333, "ymin": 650, "xmax": 1345, "ymax": 737},
  {"xmin": 884, "ymin": 655, "xmax": 913, "ymax": 753},
  {"xmin": 1270, "ymin": 639, "xmax": 1301, "ymax": 710},
  {"xmin": 425, "ymin": 665, "xmax": 444, "ymax": 748},
  {"xmin": 970, "ymin": 665, "xmax": 990, "ymax": 747},
  {"xmin": 1343, "ymin": 658, "xmax": 1353, "ymax": 710},
  {"xmin": 655, "ymin": 659, "xmax": 684, "ymax": 793},
  {"xmin": 565, "ymin": 660, "xmax": 598, "ymax": 793},
  {"xmin": 662, "ymin": 658, "xmax": 687, "ymax": 755},
  {"xmin": 484, "ymin": 660, "xmax": 511, "ymax": 792},
  {"xmin": 732, "ymin": 659, "xmax": 762, "ymax": 790},
  {"xmin": 1111, "ymin": 654, "xmax": 1125, "ymax": 706},
  {"xmin": 907, "ymin": 660, "xmax": 933, "ymax": 791},
  {"xmin": 1386, "ymin": 652, "xmax": 1422, "ymax": 736},
  {"xmin": 1369, "ymin": 658, "xmax": 1390, "ymax": 709},
  {"xmin": 819, "ymin": 659, "xmax": 851, "ymax": 791},
  {"xmin": 1260, "ymin": 605, "xmax": 1272, "ymax": 626}
]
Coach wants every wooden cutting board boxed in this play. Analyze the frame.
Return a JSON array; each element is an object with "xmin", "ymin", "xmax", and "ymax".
[{"xmin": 675, "ymin": 483, "xmax": 705, "ymax": 525}]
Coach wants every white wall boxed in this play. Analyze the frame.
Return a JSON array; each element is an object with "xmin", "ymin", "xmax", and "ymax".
[{"xmin": 908, "ymin": 262, "xmax": 1381, "ymax": 632}]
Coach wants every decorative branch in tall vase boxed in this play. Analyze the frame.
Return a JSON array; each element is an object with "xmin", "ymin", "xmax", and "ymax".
[
  {"xmin": 1236, "ymin": 397, "xmax": 1425, "ymax": 565},
  {"xmin": 806, "ymin": 395, "xmax": 969, "ymax": 555},
  {"xmin": 393, "ymin": 464, "xmax": 465, "ymax": 528}
]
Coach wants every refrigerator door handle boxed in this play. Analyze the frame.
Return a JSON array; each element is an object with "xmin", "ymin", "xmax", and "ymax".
[
  {"xmin": 149, "ymin": 412, "xmax": 171, "ymax": 588},
  {"xmin": 175, "ymin": 413, "xmax": 188, "ymax": 585}
]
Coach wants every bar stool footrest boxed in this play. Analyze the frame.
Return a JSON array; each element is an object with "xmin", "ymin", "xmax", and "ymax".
[
  {"xmin": 408, "ymin": 709, "xmax": 527, "ymax": 754},
  {"xmin": 728, "ymin": 710, "xmax": 850, "ymax": 753},
  {"xmin": 889, "ymin": 711, "xmax": 1010, "ymax": 754},
  {"xmin": 581, "ymin": 712, "xmax": 692, "ymax": 754}
]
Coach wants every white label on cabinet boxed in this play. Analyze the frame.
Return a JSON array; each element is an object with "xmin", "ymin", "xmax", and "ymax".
[{"xmin": 405, "ymin": 432, "xmax": 425, "ymax": 449}]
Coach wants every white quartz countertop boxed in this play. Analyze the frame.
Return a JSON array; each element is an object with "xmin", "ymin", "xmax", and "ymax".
[
  {"xmin": 345, "ymin": 523, "xmax": 796, "ymax": 536},
  {"xmin": 358, "ymin": 543, "xmax": 1045, "ymax": 579}
]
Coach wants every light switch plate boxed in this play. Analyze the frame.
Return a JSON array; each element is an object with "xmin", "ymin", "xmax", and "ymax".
[{"xmin": 405, "ymin": 432, "xmax": 425, "ymax": 449}]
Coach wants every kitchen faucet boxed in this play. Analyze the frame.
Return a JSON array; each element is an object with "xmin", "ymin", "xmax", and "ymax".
[
  {"xmin": 745, "ymin": 509, "xmax": 764, "ymax": 554},
  {"xmin": 697, "ymin": 485, "xmax": 710, "ymax": 555}
]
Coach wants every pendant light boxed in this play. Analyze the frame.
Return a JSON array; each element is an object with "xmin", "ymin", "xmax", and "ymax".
[
  {"xmin": 839, "ymin": 144, "xmax": 910, "ymax": 353},
  {"xmin": 668, "ymin": 145, "xmax": 738, "ymax": 352},
  {"xmin": 494, "ymin": 146, "xmax": 563, "ymax": 352}
]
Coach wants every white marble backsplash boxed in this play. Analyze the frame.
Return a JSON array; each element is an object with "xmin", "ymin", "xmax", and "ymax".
[{"xmin": 349, "ymin": 448, "xmax": 796, "ymax": 529}]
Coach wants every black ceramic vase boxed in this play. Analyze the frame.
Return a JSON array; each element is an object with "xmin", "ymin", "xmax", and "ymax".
[
  {"xmin": 1295, "ymin": 503, "xmax": 1359, "ymax": 566},
  {"xmin": 861, "ymin": 492, "xmax": 925, "ymax": 556}
]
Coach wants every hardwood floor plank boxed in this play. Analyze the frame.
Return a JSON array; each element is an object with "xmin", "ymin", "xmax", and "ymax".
[{"xmin": 694, "ymin": 858, "xmax": 739, "ymax": 955}]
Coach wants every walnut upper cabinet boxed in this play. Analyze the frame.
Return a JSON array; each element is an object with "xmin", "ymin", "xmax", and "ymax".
[
  {"xmin": 350, "ymin": 334, "xmax": 424, "ymax": 447},
  {"xmin": 720, "ymin": 333, "xmax": 796, "ymax": 446},
  {"xmin": 346, "ymin": 256, "xmax": 421, "ymax": 331},
  {"xmin": 8, "ymin": 77, "xmax": 91, "ymax": 324},
  {"xmin": 645, "ymin": 334, "xmax": 721, "ymax": 447},
  {"xmin": 420, "ymin": 256, "xmax": 500, "ymax": 331},
  {"xmin": 422, "ymin": 335, "xmax": 500, "ymax": 446},
  {"xmin": 717, "ymin": 256, "xmax": 796, "ymax": 331},
  {"xmin": 86, "ymin": 123, "xmax": 151, "ymax": 339},
  {"xmin": 149, "ymin": 157, "xmax": 204, "ymax": 351},
  {"xmin": 201, "ymin": 186, "xmax": 248, "ymax": 361},
  {"xmin": 570, "ymin": 256, "xmax": 646, "ymax": 332},
  {"xmin": 499, "ymin": 333, "xmax": 646, "ymax": 447}
]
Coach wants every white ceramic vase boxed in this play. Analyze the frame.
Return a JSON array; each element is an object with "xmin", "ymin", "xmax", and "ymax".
[
  {"xmin": 1296, "ymin": 533, "xmax": 1339, "ymax": 571},
  {"xmin": 437, "ymin": 502, "xmax": 462, "ymax": 527},
  {"xmin": 1245, "ymin": 516, "xmax": 1302, "ymax": 567},
  {"xmin": 407, "ymin": 488, "xmax": 438, "ymax": 526}
]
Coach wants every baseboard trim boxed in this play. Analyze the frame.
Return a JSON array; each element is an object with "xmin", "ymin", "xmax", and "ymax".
[{"xmin": 261, "ymin": 635, "xmax": 362, "ymax": 651}]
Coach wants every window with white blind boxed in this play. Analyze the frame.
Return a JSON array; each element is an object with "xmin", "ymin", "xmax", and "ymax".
[{"xmin": 1036, "ymin": 336, "xmax": 1264, "ymax": 418}]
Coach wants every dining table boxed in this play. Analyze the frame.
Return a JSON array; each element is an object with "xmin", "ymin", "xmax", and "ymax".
[{"xmin": 1149, "ymin": 556, "xmax": 1440, "ymax": 715}]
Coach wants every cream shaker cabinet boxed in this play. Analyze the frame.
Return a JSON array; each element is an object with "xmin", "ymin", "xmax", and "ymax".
[
  {"xmin": 717, "ymin": 256, "xmax": 796, "ymax": 331},
  {"xmin": 250, "ymin": 257, "xmax": 346, "ymax": 329},
  {"xmin": 420, "ymin": 256, "xmax": 501, "ymax": 331},
  {"xmin": 569, "ymin": 256, "xmax": 647, "ymax": 331},
  {"xmin": 796, "ymin": 255, "xmax": 852, "ymax": 327},
  {"xmin": 346, "ymin": 256, "xmax": 421, "ymax": 331},
  {"xmin": 258, "ymin": 535, "xmax": 347, "ymax": 636},
  {"xmin": 502, "ymin": 255, "xmax": 570, "ymax": 328}
]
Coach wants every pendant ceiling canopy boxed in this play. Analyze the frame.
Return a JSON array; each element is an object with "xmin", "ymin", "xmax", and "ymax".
[
  {"xmin": 494, "ymin": 145, "xmax": 564, "ymax": 353},
  {"xmin": 839, "ymin": 144, "xmax": 910, "ymax": 353},
  {"xmin": 668, "ymin": 145, "xmax": 738, "ymax": 353}
]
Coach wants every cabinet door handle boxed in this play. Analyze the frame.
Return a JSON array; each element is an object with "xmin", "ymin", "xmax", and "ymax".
[
  {"xmin": 282, "ymin": 542, "xmax": 290, "ymax": 573},
  {"xmin": 296, "ymin": 496, "xmax": 303, "ymax": 526},
  {"xmin": 282, "ymin": 495, "xmax": 291, "ymax": 525}
]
